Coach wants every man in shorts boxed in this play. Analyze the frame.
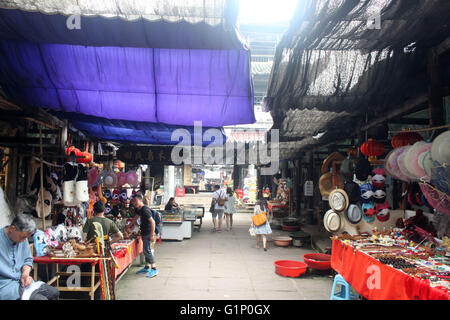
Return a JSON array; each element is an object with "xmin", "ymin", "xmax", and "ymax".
[{"xmin": 211, "ymin": 185, "xmax": 227, "ymax": 232}]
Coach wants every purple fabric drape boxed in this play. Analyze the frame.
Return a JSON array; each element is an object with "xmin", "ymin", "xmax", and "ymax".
[{"xmin": 0, "ymin": 40, "xmax": 254, "ymax": 127}]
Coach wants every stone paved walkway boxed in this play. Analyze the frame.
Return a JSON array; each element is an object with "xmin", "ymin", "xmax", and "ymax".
[{"xmin": 116, "ymin": 211, "xmax": 333, "ymax": 300}]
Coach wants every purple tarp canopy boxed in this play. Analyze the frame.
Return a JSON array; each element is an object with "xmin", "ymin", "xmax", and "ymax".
[{"xmin": 0, "ymin": 0, "xmax": 255, "ymax": 141}]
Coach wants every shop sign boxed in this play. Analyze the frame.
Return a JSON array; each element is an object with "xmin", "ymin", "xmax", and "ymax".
[
  {"xmin": 304, "ymin": 181, "xmax": 313, "ymax": 197},
  {"xmin": 117, "ymin": 146, "xmax": 174, "ymax": 165}
]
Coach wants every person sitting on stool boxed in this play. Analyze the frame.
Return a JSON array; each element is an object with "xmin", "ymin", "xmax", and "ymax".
[{"xmin": 0, "ymin": 214, "xmax": 59, "ymax": 300}]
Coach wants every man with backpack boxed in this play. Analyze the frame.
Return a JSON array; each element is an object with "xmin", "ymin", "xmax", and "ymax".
[
  {"xmin": 211, "ymin": 185, "xmax": 227, "ymax": 232},
  {"xmin": 131, "ymin": 193, "xmax": 158, "ymax": 278}
]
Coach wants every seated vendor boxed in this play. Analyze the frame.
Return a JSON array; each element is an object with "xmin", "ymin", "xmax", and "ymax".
[
  {"xmin": 83, "ymin": 201, "xmax": 123, "ymax": 242},
  {"xmin": 0, "ymin": 213, "xmax": 59, "ymax": 300},
  {"xmin": 164, "ymin": 197, "xmax": 179, "ymax": 211}
]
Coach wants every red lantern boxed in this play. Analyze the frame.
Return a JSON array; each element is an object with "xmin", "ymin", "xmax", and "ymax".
[
  {"xmin": 391, "ymin": 130, "xmax": 423, "ymax": 148},
  {"xmin": 360, "ymin": 139, "xmax": 384, "ymax": 162}
]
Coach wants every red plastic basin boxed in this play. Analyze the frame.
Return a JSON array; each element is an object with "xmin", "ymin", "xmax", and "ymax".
[
  {"xmin": 274, "ymin": 260, "xmax": 307, "ymax": 277},
  {"xmin": 302, "ymin": 253, "xmax": 331, "ymax": 270}
]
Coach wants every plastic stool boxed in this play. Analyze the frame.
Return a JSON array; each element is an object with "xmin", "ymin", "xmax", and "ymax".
[{"xmin": 330, "ymin": 274, "xmax": 359, "ymax": 300}]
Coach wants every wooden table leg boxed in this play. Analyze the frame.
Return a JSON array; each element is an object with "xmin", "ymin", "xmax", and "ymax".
[
  {"xmin": 33, "ymin": 263, "xmax": 38, "ymax": 281},
  {"xmin": 90, "ymin": 264, "xmax": 95, "ymax": 300}
]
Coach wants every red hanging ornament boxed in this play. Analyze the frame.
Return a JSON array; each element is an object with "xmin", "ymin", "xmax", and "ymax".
[
  {"xmin": 360, "ymin": 139, "xmax": 384, "ymax": 162},
  {"xmin": 391, "ymin": 130, "xmax": 423, "ymax": 148}
]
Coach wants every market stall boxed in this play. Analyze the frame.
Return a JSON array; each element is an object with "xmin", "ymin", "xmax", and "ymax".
[
  {"xmin": 160, "ymin": 208, "xmax": 195, "ymax": 241},
  {"xmin": 331, "ymin": 232, "xmax": 450, "ymax": 300}
]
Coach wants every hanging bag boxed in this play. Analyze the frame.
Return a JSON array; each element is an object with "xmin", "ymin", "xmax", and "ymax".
[{"xmin": 252, "ymin": 211, "xmax": 267, "ymax": 227}]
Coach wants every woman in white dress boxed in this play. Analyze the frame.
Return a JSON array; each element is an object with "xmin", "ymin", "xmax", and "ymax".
[
  {"xmin": 224, "ymin": 188, "xmax": 236, "ymax": 231},
  {"xmin": 252, "ymin": 200, "xmax": 272, "ymax": 251}
]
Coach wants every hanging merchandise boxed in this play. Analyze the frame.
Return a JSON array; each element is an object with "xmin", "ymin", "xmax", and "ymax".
[
  {"xmin": 403, "ymin": 141, "xmax": 431, "ymax": 180},
  {"xmin": 328, "ymin": 189, "xmax": 349, "ymax": 213},
  {"xmin": 126, "ymin": 171, "xmax": 139, "ymax": 187},
  {"xmin": 354, "ymin": 157, "xmax": 373, "ymax": 181},
  {"xmin": 360, "ymin": 183, "xmax": 374, "ymax": 203},
  {"xmin": 362, "ymin": 202, "xmax": 376, "ymax": 223},
  {"xmin": 340, "ymin": 156, "xmax": 355, "ymax": 181},
  {"xmin": 372, "ymin": 187, "xmax": 387, "ymax": 204},
  {"xmin": 323, "ymin": 209, "xmax": 342, "ymax": 233},
  {"xmin": 120, "ymin": 189, "xmax": 127, "ymax": 203},
  {"xmin": 75, "ymin": 163, "xmax": 89, "ymax": 202},
  {"xmin": 345, "ymin": 204, "xmax": 363, "ymax": 224},
  {"xmin": 360, "ymin": 139, "xmax": 384, "ymax": 162},
  {"xmin": 319, "ymin": 172, "xmax": 344, "ymax": 197},
  {"xmin": 321, "ymin": 152, "xmax": 345, "ymax": 174},
  {"xmin": 343, "ymin": 181, "xmax": 361, "ymax": 204},
  {"xmin": 397, "ymin": 145, "xmax": 417, "ymax": 181},
  {"xmin": 116, "ymin": 172, "xmax": 128, "ymax": 188},
  {"xmin": 419, "ymin": 183, "xmax": 450, "ymax": 215},
  {"xmin": 391, "ymin": 129, "xmax": 423, "ymax": 148},
  {"xmin": 35, "ymin": 189, "xmax": 52, "ymax": 218},
  {"xmin": 111, "ymin": 189, "xmax": 121, "ymax": 205},
  {"xmin": 62, "ymin": 161, "xmax": 77, "ymax": 206},
  {"xmin": 430, "ymin": 130, "xmax": 450, "ymax": 166},
  {"xmin": 103, "ymin": 171, "xmax": 117, "ymax": 188},
  {"xmin": 371, "ymin": 168, "xmax": 387, "ymax": 189},
  {"xmin": 385, "ymin": 148, "xmax": 408, "ymax": 181},
  {"xmin": 98, "ymin": 185, "xmax": 107, "ymax": 204},
  {"xmin": 375, "ymin": 201, "xmax": 391, "ymax": 222},
  {"xmin": 88, "ymin": 167, "xmax": 101, "ymax": 187}
]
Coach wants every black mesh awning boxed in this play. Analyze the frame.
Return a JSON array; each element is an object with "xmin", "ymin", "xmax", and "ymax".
[{"xmin": 263, "ymin": 0, "xmax": 450, "ymax": 157}]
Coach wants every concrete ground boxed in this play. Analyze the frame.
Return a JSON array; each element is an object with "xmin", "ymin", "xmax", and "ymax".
[{"xmin": 116, "ymin": 209, "xmax": 334, "ymax": 300}]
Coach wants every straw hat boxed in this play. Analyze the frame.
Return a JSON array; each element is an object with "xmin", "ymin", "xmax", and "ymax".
[
  {"xmin": 321, "ymin": 152, "xmax": 345, "ymax": 174},
  {"xmin": 323, "ymin": 209, "xmax": 342, "ymax": 233},
  {"xmin": 431, "ymin": 130, "xmax": 450, "ymax": 166},
  {"xmin": 328, "ymin": 189, "xmax": 349, "ymax": 212},
  {"xmin": 345, "ymin": 204, "xmax": 362, "ymax": 224},
  {"xmin": 319, "ymin": 173, "xmax": 344, "ymax": 197}
]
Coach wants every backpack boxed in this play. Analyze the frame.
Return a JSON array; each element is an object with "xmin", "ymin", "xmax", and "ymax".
[
  {"xmin": 150, "ymin": 209, "xmax": 162, "ymax": 235},
  {"xmin": 216, "ymin": 190, "xmax": 227, "ymax": 206}
]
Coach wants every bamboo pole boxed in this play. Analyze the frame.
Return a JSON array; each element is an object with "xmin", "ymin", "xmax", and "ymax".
[{"xmin": 39, "ymin": 126, "xmax": 46, "ymax": 230}]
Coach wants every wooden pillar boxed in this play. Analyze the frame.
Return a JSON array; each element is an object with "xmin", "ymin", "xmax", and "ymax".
[{"xmin": 427, "ymin": 48, "xmax": 444, "ymax": 139}]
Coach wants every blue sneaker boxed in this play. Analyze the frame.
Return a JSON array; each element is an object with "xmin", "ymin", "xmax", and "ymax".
[
  {"xmin": 136, "ymin": 267, "xmax": 150, "ymax": 274},
  {"xmin": 146, "ymin": 268, "xmax": 158, "ymax": 278}
]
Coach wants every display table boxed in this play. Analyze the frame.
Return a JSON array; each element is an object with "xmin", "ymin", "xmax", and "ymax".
[
  {"xmin": 111, "ymin": 238, "xmax": 143, "ymax": 280},
  {"xmin": 331, "ymin": 239, "xmax": 450, "ymax": 300},
  {"xmin": 33, "ymin": 255, "xmax": 101, "ymax": 300},
  {"xmin": 33, "ymin": 238, "xmax": 143, "ymax": 300},
  {"xmin": 161, "ymin": 221, "xmax": 192, "ymax": 241},
  {"xmin": 267, "ymin": 200, "xmax": 288, "ymax": 215}
]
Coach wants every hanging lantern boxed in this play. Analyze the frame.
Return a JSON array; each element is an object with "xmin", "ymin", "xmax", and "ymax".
[
  {"xmin": 360, "ymin": 139, "xmax": 384, "ymax": 162},
  {"xmin": 391, "ymin": 129, "xmax": 423, "ymax": 148}
]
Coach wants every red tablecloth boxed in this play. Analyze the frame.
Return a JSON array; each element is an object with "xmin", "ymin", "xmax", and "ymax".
[
  {"xmin": 33, "ymin": 255, "xmax": 99, "ymax": 266},
  {"xmin": 331, "ymin": 239, "xmax": 450, "ymax": 300},
  {"xmin": 112, "ymin": 238, "xmax": 143, "ymax": 278}
]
